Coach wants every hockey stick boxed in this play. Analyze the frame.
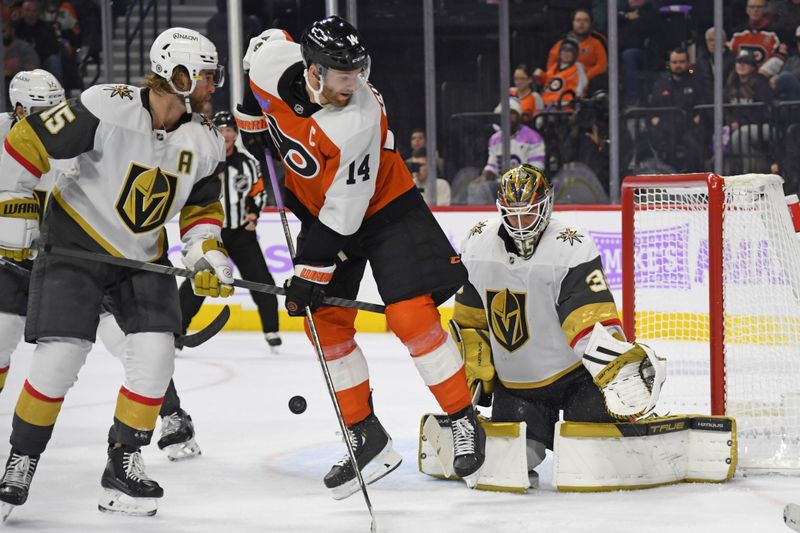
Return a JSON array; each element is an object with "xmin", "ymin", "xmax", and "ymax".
[
  {"xmin": 40, "ymin": 245, "xmax": 385, "ymax": 314},
  {"xmin": 1, "ymin": 255, "xmax": 229, "ymax": 348},
  {"xmin": 264, "ymin": 153, "xmax": 378, "ymax": 532},
  {"xmin": 0, "ymin": 256, "xmax": 31, "ymax": 277},
  {"xmin": 177, "ymin": 305, "xmax": 231, "ymax": 348}
]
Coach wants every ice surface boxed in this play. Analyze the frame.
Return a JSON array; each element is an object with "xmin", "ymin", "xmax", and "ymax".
[{"xmin": 0, "ymin": 332, "xmax": 796, "ymax": 532}]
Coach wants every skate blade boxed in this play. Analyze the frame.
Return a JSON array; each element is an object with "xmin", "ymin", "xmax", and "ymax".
[
  {"xmin": 1, "ymin": 502, "xmax": 17, "ymax": 522},
  {"xmin": 164, "ymin": 438, "xmax": 202, "ymax": 462},
  {"xmin": 786, "ymin": 504, "xmax": 800, "ymax": 531},
  {"xmin": 329, "ymin": 441, "xmax": 403, "ymax": 501},
  {"xmin": 269, "ymin": 346, "xmax": 280, "ymax": 355},
  {"xmin": 462, "ymin": 469, "xmax": 482, "ymax": 489},
  {"xmin": 98, "ymin": 488, "xmax": 158, "ymax": 517}
]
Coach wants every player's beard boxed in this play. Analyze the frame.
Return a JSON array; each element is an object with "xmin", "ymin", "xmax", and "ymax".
[{"xmin": 189, "ymin": 90, "xmax": 210, "ymax": 113}]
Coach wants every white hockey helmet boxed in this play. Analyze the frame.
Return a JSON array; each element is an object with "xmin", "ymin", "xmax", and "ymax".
[
  {"xmin": 9, "ymin": 69, "xmax": 65, "ymax": 116},
  {"xmin": 150, "ymin": 27, "xmax": 224, "ymax": 98}
]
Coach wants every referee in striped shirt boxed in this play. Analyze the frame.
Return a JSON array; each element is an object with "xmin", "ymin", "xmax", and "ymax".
[{"xmin": 178, "ymin": 111, "xmax": 281, "ymax": 350}]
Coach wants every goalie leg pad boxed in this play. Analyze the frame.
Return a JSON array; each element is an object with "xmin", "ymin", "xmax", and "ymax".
[
  {"xmin": 553, "ymin": 415, "xmax": 737, "ymax": 492},
  {"xmin": 419, "ymin": 413, "xmax": 530, "ymax": 492}
]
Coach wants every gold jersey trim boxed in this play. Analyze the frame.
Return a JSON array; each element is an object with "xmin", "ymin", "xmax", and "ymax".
[
  {"xmin": 6, "ymin": 118, "xmax": 51, "ymax": 176},
  {"xmin": 561, "ymin": 302, "xmax": 621, "ymax": 345}
]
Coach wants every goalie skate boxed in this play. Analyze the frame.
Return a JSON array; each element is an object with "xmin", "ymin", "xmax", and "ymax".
[
  {"xmin": 0, "ymin": 450, "xmax": 39, "ymax": 521},
  {"xmin": 98, "ymin": 445, "xmax": 163, "ymax": 516},
  {"xmin": 323, "ymin": 413, "xmax": 402, "ymax": 500},
  {"xmin": 158, "ymin": 409, "xmax": 201, "ymax": 461}
]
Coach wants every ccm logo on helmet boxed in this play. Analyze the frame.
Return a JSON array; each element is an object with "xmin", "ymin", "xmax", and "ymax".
[{"xmin": 172, "ymin": 32, "xmax": 199, "ymax": 41}]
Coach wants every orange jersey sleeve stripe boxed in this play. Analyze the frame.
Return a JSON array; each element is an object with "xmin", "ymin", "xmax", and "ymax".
[{"xmin": 248, "ymin": 179, "xmax": 265, "ymax": 196}]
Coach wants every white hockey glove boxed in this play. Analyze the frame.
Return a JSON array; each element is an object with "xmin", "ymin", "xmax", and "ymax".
[
  {"xmin": 182, "ymin": 238, "xmax": 234, "ymax": 298},
  {"xmin": 582, "ymin": 323, "xmax": 666, "ymax": 420},
  {"xmin": 0, "ymin": 192, "xmax": 40, "ymax": 261}
]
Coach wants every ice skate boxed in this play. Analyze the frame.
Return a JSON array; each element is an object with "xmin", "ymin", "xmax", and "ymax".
[
  {"xmin": 323, "ymin": 413, "xmax": 402, "ymax": 500},
  {"xmin": 0, "ymin": 450, "xmax": 39, "ymax": 521},
  {"xmin": 265, "ymin": 332, "xmax": 282, "ymax": 354},
  {"xmin": 449, "ymin": 405, "xmax": 486, "ymax": 488},
  {"xmin": 158, "ymin": 409, "xmax": 201, "ymax": 461},
  {"xmin": 98, "ymin": 445, "xmax": 163, "ymax": 516}
]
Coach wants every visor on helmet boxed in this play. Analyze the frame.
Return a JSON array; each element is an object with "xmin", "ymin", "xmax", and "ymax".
[{"xmin": 316, "ymin": 58, "xmax": 370, "ymax": 94}]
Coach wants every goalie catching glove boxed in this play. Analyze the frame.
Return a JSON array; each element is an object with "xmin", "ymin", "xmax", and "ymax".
[
  {"xmin": 0, "ymin": 192, "xmax": 40, "ymax": 261},
  {"xmin": 582, "ymin": 323, "xmax": 666, "ymax": 419},
  {"xmin": 182, "ymin": 239, "xmax": 234, "ymax": 297},
  {"xmin": 448, "ymin": 320, "xmax": 494, "ymax": 406},
  {"xmin": 284, "ymin": 263, "xmax": 335, "ymax": 316}
]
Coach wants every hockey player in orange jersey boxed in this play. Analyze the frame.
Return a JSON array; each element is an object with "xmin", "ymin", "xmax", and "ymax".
[{"xmin": 236, "ymin": 16, "xmax": 485, "ymax": 498}]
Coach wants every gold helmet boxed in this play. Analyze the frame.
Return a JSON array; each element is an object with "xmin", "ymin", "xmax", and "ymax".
[{"xmin": 496, "ymin": 164, "xmax": 553, "ymax": 259}]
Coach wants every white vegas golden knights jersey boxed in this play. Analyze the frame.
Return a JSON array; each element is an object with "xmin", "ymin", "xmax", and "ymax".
[
  {"xmin": 0, "ymin": 111, "xmax": 76, "ymax": 209},
  {"xmin": 455, "ymin": 217, "xmax": 623, "ymax": 390},
  {"xmin": 0, "ymin": 84, "xmax": 225, "ymax": 261}
]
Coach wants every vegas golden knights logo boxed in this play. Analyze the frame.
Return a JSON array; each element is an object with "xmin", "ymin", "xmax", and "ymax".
[
  {"xmin": 486, "ymin": 289, "xmax": 530, "ymax": 352},
  {"xmin": 116, "ymin": 163, "xmax": 177, "ymax": 233}
]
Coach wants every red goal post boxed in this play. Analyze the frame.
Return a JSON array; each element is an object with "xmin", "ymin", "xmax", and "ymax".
[{"xmin": 621, "ymin": 173, "xmax": 800, "ymax": 471}]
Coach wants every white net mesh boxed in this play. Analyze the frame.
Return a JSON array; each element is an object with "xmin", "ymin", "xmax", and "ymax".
[{"xmin": 629, "ymin": 174, "xmax": 800, "ymax": 471}]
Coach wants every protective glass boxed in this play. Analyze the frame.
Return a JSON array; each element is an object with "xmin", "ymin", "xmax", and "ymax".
[{"xmin": 197, "ymin": 65, "xmax": 225, "ymax": 88}]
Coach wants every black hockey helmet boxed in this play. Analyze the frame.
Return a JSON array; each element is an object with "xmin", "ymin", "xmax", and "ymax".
[
  {"xmin": 301, "ymin": 15, "xmax": 368, "ymax": 71},
  {"xmin": 212, "ymin": 110, "xmax": 237, "ymax": 130}
]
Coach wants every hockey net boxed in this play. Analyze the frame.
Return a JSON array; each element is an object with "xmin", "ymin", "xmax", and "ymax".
[{"xmin": 622, "ymin": 173, "xmax": 800, "ymax": 471}]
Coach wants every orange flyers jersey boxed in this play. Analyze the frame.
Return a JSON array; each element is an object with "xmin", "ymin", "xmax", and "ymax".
[
  {"xmin": 248, "ymin": 37, "xmax": 413, "ymax": 237},
  {"xmin": 730, "ymin": 28, "xmax": 785, "ymax": 66}
]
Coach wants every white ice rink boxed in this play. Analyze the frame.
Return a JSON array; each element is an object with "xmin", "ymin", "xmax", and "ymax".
[{"xmin": 0, "ymin": 331, "xmax": 796, "ymax": 533}]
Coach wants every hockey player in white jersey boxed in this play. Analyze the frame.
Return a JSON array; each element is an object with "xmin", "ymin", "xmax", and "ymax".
[
  {"xmin": 0, "ymin": 28, "xmax": 229, "ymax": 518},
  {"xmin": 449, "ymin": 164, "xmax": 665, "ymax": 482},
  {"xmin": 0, "ymin": 70, "xmax": 203, "ymax": 466}
]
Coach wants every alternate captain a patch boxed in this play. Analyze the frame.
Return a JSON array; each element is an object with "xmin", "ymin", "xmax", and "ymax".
[
  {"xmin": 557, "ymin": 228, "xmax": 583, "ymax": 245},
  {"xmin": 116, "ymin": 163, "xmax": 178, "ymax": 233},
  {"xmin": 486, "ymin": 289, "xmax": 529, "ymax": 352}
]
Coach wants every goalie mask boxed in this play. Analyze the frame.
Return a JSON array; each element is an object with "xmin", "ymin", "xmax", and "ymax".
[
  {"xmin": 150, "ymin": 27, "xmax": 224, "ymax": 112},
  {"xmin": 301, "ymin": 15, "xmax": 370, "ymax": 105},
  {"xmin": 497, "ymin": 164, "xmax": 553, "ymax": 259},
  {"xmin": 9, "ymin": 69, "xmax": 65, "ymax": 116}
]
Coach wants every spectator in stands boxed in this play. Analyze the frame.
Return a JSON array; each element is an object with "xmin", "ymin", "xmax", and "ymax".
[
  {"xmin": 769, "ymin": 24, "xmax": 800, "ymax": 99},
  {"xmin": 694, "ymin": 27, "xmax": 736, "ymax": 102},
  {"xmin": 407, "ymin": 127, "xmax": 444, "ymax": 175},
  {"xmin": 538, "ymin": 37, "xmax": 588, "ymax": 111},
  {"xmin": 619, "ymin": 0, "xmax": 659, "ymax": 106},
  {"xmin": 770, "ymin": 0, "xmax": 800, "ymax": 42},
  {"xmin": 730, "ymin": 0, "xmax": 787, "ymax": 78},
  {"xmin": 509, "ymin": 64, "xmax": 543, "ymax": 124},
  {"xmin": 2, "ymin": 16, "xmax": 40, "ymax": 90},
  {"xmin": 41, "ymin": 0, "xmax": 82, "ymax": 92},
  {"xmin": 14, "ymin": 1, "xmax": 62, "ymax": 82},
  {"xmin": 546, "ymin": 9, "xmax": 607, "ymax": 88},
  {"xmin": 647, "ymin": 48, "xmax": 706, "ymax": 170},
  {"xmin": 468, "ymin": 98, "xmax": 545, "ymax": 205},
  {"xmin": 407, "ymin": 148, "xmax": 451, "ymax": 206},
  {"xmin": 726, "ymin": 50, "xmax": 776, "ymax": 172}
]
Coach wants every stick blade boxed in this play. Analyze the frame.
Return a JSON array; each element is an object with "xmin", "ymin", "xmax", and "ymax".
[{"xmin": 177, "ymin": 305, "xmax": 231, "ymax": 348}]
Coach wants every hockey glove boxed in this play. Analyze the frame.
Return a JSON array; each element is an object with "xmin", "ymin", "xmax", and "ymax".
[
  {"xmin": 283, "ymin": 263, "xmax": 335, "ymax": 316},
  {"xmin": 582, "ymin": 323, "xmax": 666, "ymax": 420},
  {"xmin": 182, "ymin": 239, "xmax": 235, "ymax": 298},
  {"xmin": 448, "ymin": 319, "xmax": 495, "ymax": 406},
  {"xmin": 0, "ymin": 193, "xmax": 40, "ymax": 261}
]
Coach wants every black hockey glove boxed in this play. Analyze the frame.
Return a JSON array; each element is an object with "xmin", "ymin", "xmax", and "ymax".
[{"xmin": 283, "ymin": 263, "xmax": 336, "ymax": 316}]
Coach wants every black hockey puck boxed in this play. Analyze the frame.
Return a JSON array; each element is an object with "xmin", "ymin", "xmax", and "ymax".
[{"xmin": 289, "ymin": 395, "xmax": 307, "ymax": 414}]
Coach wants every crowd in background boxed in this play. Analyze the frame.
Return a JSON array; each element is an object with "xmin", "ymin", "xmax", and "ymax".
[{"xmin": 7, "ymin": 0, "xmax": 800, "ymax": 205}]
